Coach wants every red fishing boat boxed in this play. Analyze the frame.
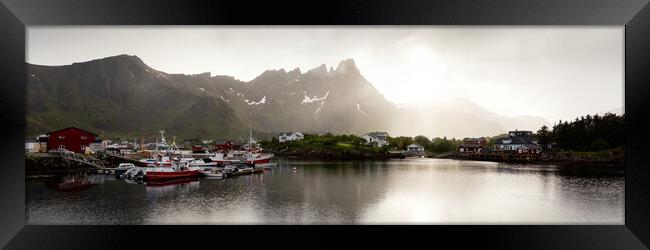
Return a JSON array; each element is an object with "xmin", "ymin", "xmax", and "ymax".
[
  {"xmin": 240, "ymin": 129, "xmax": 275, "ymax": 166},
  {"xmin": 145, "ymin": 161, "xmax": 200, "ymax": 182}
]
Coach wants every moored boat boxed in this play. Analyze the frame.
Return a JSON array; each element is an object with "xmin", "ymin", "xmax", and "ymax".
[
  {"xmin": 114, "ymin": 163, "xmax": 136, "ymax": 178},
  {"xmin": 200, "ymin": 168, "xmax": 225, "ymax": 178},
  {"xmin": 145, "ymin": 160, "xmax": 200, "ymax": 182}
]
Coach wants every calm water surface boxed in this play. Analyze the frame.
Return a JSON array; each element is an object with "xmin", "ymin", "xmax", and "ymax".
[{"xmin": 26, "ymin": 158, "xmax": 624, "ymax": 224}]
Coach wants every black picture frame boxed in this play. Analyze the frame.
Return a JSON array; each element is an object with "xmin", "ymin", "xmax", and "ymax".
[{"xmin": 1, "ymin": 0, "xmax": 649, "ymax": 249}]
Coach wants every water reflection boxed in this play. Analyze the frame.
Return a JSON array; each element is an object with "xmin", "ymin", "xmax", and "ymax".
[{"xmin": 26, "ymin": 158, "xmax": 624, "ymax": 224}]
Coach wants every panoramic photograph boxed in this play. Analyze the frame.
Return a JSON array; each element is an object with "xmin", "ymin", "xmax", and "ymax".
[{"xmin": 24, "ymin": 26, "xmax": 624, "ymax": 224}]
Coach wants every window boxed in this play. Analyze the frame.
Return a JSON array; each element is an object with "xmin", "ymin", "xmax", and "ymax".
[
  {"xmin": 58, "ymin": 135, "xmax": 65, "ymax": 139},
  {"xmin": 58, "ymin": 145, "xmax": 65, "ymax": 149},
  {"xmin": 81, "ymin": 136, "xmax": 87, "ymax": 140}
]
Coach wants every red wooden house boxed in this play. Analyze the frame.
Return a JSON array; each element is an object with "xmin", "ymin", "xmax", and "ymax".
[
  {"xmin": 458, "ymin": 137, "xmax": 487, "ymax": 153},
  {"xmin": 47, "ymin": 127, "xmax": 98, "ymax": 153},
  {"xmin": 213, "ymin": 140, "xmax": 234, "ymax": 151}
]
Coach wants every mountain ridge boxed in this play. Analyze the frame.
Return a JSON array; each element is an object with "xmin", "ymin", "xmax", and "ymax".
[{"xmin": 27, "ymin": 55, "xmax": 553, "ymax": 140}]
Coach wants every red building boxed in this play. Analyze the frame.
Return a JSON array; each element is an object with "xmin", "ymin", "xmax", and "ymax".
[
  {"xmin": 213, "ymin": 140, "xmax": 234, "ymax": 151},
  {"xmin": 47, "ymin": 127, "xmax": 98, "ymax": 153},
  {"xmin": 458, "ymin": 137, "xmax": 487, "ymax": 153}
]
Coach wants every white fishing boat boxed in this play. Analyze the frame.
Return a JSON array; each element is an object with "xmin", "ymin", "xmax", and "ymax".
[{"xmin": 200, "ymin": 169, "xmax": 225, "ymax": 178}]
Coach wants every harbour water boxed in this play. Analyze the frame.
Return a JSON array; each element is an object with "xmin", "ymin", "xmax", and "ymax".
[{"xmin": 26, "ymin": 158, "xmax": 624, "ymax": 224}]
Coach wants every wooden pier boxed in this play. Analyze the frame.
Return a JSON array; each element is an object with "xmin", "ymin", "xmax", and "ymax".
[
  {"xmin": 53, "ymin": 151, "xmax": 106, "ymax": 168},
  {"xmin": 458, "ymin": 152, "xmax": 540, "ymax": 162}
]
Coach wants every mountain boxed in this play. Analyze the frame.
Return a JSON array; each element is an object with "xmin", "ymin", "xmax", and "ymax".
[
  {"xmin": 26, "ymin": 55, "xmax": 394, "ymax": 140},
  {"xmin": 391, "ymin": 97, "xmax": 551, "ymax": 138},
  {"xmin": 26, "ymin": 54, "xmax": 550, "ymax": 140}
]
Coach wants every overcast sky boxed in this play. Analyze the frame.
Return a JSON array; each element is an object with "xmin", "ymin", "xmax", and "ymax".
[{"xmin": 27, "ymin": 26, "xmax": 623, "ymax": 123}]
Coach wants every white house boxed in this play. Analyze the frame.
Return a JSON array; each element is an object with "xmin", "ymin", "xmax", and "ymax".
[
  {"xmin": 406, "ymin": 143, "xmax": 425, "ymax": 153},
  {"xmin": 493, "ymin": 130, "xmax": 541, "ymax": 154},
  {"xmin": 279, "ymin": 132, "xmax": 304, "ymax": 143},
  {"xmin": 362, "ymin": 132, "xmax": 390, "ymax": 147}
]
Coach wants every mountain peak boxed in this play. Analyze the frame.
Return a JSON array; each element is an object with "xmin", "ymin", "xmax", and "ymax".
[
  {"xmin": 334, "ymin": 58, "xmax": 359, "ymax": 74},
  {"xmin": 306, "ymin": 64, "xmax": 328, "ymax": 75},
  {"xmin": 99, "ymin": 54, "xmax": 144, "ymax": 64},
  {"xmin": 75, "ymin": 54, "xmax": 149, "ymax": 70}
]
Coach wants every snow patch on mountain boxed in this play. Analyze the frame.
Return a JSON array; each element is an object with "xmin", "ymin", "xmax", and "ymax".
[
  {"xmin": 245, "ymin": 96, "xmax": 266, "ymax": 105},
  {"xmin": 356, "ymin": 103, "xmax": 367, "ymax": 115},
  {"xmin": 315, "ymin": 101, "xmax": 325, "ymax": 114},
  {"xmin": 302, "ymin": 90, "xmax": 330, "ymax": 104}
]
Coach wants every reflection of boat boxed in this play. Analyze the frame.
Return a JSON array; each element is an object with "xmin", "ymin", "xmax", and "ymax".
[
  {"xmin": 46, "ymin": 174, "xmax": 104, "ymax": 192},
  {"xmin": 145, "ymin": 177, "xmax": 200, "ymax": 196},
  {"xmin": 146, "ymin": 177, "xmax": 198, "ymax": 186}
]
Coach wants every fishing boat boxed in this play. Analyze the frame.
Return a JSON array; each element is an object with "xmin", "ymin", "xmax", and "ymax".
[
  {"xmin": 114, "ymin": 163, "xmax": 136, "ymax": 178},
  {"xmin": 206, "ymin": 153, "xmax": 240, "ymax": 164},
  {"xmin": 123, "ymin": 167, "xmax": 147, "ymax": 181},
  {"xmin": 145, "ymin": 160, "xmax": 201, "ymax": 182},
  {"xmin": 238, "ymin": 129, "xmax": 275, "ymax": 166},
  {"xmin": 200, "ymin": 168, "xmax": 225, "ymax": 178}
]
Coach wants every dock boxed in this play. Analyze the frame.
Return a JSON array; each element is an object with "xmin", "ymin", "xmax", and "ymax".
[{"xmin": 457, "ymin": 152, "xmax": 540, "ymax": 162}]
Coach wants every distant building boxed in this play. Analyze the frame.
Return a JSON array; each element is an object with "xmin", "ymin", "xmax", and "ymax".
[
  {"xmin": 493, "ymin": 130, "xmax": 541, "ymax": 154},
  {"xmin": 88, "ymin": 143, "xmax": 105, "ymax": 153},
  {"xmin": 278, "ymin": 132, "xmax": 304, "ymax": 143},
  {"xmin": 406, "ymin": 143, "xmax": 425, "ymax": 153},
  {"xmin": 46, "ymin": 127, "xmax": 98, "ymax": 153},
  {"xmin": 37, "ymin": 134, "xmax": 49, "ymax": 153},
  {"xmin": 214, "ymin": 140, "xmax": 235, "ymax": 151},
  {"xmin": 25, "ymin": 140, "xmax": 39, "ymax": 153},
  {"xmin": 362, "ymin": 132, "xmax": 390, "ymax": 147},
  {"xmin": 458, "ymin": 137, "xmax": 487, "ymax": 153}
]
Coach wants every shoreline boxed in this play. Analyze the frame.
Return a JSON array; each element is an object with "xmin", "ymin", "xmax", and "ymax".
[{"xmin": 430, "ymin": 153, "xmax": 624, "ymax": 168}]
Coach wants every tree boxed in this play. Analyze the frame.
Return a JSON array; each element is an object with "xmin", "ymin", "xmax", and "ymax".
[
  {"xmin": 541, "ymin": 113, "xmax": 624, "ymax": 151},
  {"xmin": 431, "ymin": 137, "xmax": 455, "ymax": 153},
  {"xmin": 413, "ymin": 135, "xmax": 431, "ymax": 149},
  {"xmin": 535, "ymin": 125, "xmax": 552, "ymax": 147}
]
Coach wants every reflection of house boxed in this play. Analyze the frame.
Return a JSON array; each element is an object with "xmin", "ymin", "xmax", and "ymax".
[
  {"xmin": 406, "ymin": 144, "xmax": 425, "ymax": 153},
  {"xmin": 47, "ymin": 127, "xmax": 98, "ymax": 153},
  {"xmin": 361, "ymin": 132, "xmax": 389, "ymax": 147},
  {"xmin": 493, "ymin": 130, "xmax": 540, "ymax": 154},
  {"xmin": 458, "ymin": 137, "xmax": 487, "ymax": 153},
  {"xmin": 278, "ymin": 132, "xmax": 304, "ymax": 143}
]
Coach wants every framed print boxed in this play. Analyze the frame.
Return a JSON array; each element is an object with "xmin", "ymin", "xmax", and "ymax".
[{"xmin": 1, "ymin": 0, "xmax": 649, "ymax": 249}]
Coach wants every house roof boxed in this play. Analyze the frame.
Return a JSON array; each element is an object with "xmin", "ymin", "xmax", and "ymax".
[
  {"xmin": 495, "ymin": 136, "xmax": 536, "ymax": 145},
  {"xmin": 279, "ymin": 132, "xmax": 303, "ymax": 136},
  {"xmin": 407, "ymin": 143, "xmax": 424, "ymax": 148},
  {"xmin": 509, "ymin": 130, "xmax": 533, "ymax": 133},
  {"xmin": 46, "ymin": 126, "xmax": 98, "ymax": 136},
  {"xmin": 365, "ymin": 132, "xmax": 389, "ymax": 138}
]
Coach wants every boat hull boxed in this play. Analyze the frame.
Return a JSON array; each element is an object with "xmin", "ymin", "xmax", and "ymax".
[{"xmin": 145, "ymin": 170, "xmax": 201, "ymax": 182}]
